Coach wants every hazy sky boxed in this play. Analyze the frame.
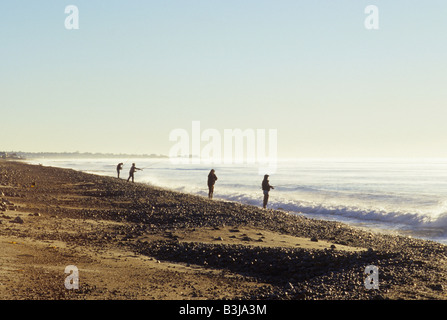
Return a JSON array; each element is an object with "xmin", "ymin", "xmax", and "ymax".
[{"xmin": 1, "ymin": 1, "xmax": 447, "ymax": 158}]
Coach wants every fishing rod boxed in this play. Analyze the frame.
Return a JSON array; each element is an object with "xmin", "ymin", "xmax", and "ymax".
[
  {"xmin": 121, "ymin": 145, "xmax": 146, "ymax": 166},
  {"xmin": 138, "ymin": 159, "xmax": 167, "ymax": 170}
]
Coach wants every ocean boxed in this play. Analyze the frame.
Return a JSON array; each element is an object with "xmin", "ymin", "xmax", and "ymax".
[{"xmin": 26, "ymin": 157, "xmax": 447, "ymax": 244}]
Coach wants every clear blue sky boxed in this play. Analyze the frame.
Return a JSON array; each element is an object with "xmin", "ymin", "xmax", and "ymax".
[{"xmin": 1, "ymin": 1, "xmax": 446, "ymax": 158}]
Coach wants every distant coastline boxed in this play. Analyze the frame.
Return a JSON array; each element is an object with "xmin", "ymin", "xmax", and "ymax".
[{"xmin": 0, "ymin": 151, "xmax": 168, "ymax": 160}]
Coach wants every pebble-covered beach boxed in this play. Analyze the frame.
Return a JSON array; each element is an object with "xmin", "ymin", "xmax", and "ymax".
[{"xmin": 1, "ymin": 160, "xmax": 446, "ymax": 300}]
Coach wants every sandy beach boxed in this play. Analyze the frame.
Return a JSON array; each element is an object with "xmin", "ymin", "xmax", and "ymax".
[{"xmin": 1, "ymin": 159, "xmax": 447, "ymax": 301}]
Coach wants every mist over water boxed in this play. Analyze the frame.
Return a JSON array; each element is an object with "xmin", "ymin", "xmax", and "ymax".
[{"xmin": 27, "ymin": 157, "xmax": 447, "ymax": 243}]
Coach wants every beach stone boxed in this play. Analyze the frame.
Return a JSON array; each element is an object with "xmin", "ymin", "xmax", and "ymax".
[
  {"xmin": 11, "ymin": 216, "xmax": 24, "ymax": 224},
  {"xmin": 430, "ymin": 284, "xmax": 444, "ymax": 292}
]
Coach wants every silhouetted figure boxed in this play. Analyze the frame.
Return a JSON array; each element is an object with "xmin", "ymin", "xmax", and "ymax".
[
  {"xmin": 207, "ymin": 169, "xmax": 218, "ymax": 199},
  {"xmin": 127, "ymin": 163, "xmax": 142, "ymax": 183},
  {"xmin": 116, "ymin": 163, "xmax": 123, "ymax": 179},
  {"xmin": 262, "ymin": 174, "xmax": 274, "ymax": 209}
]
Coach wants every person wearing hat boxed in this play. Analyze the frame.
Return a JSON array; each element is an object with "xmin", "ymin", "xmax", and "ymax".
[{"xmin": 262, "ymin": 174, "xmax": 274, "ymax": 209}]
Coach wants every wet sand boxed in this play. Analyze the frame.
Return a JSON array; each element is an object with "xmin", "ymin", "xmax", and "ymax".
[{"xmin": 1, "ymin": 160, "xmax": 447, "ymax": 300}]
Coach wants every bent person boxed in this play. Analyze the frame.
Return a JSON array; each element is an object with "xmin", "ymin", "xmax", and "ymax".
[{"xmin": 116, "ymin": 163, "xmax": 123, "ymax": 179}]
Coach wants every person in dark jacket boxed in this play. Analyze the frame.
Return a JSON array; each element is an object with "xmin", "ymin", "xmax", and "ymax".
[
  {"xmin": 207, "ymin": 169, "xmax": 218, "ymax": 199},
  {"xmin": 127, "ymin": 163, "xmax": 142, "ymax": 183},
  {"xmin": 262, "ymin": 174, "xmax": 274, "ymax": 208},
  {"xmin": 116, "ymin": 163, "xmax": 123, "ymax": 179}
]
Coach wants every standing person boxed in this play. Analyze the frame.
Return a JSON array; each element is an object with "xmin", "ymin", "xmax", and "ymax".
[
  {"xmin": 207, "ymin": 169, "xmax": 218, "ymax": 199},
  {"xmin": 116, "ymin": 163, "xmax": 123, "ymax": 179},
  {"xmin": 127, "ymin": 163, "xmax": 142, "ymax": 183},
  {"xmin": 262, "ymin": 174, "xmax": 274, "ymax": 209}
]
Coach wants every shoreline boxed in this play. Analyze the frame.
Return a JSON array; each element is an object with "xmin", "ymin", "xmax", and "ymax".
[
  {"xmin": 1, "ymin": 159, "xmax": 447, "ymax": 300},
  {"xmin": 24, "ymin": 157, "xmax": 447, "ymax": 245}
]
